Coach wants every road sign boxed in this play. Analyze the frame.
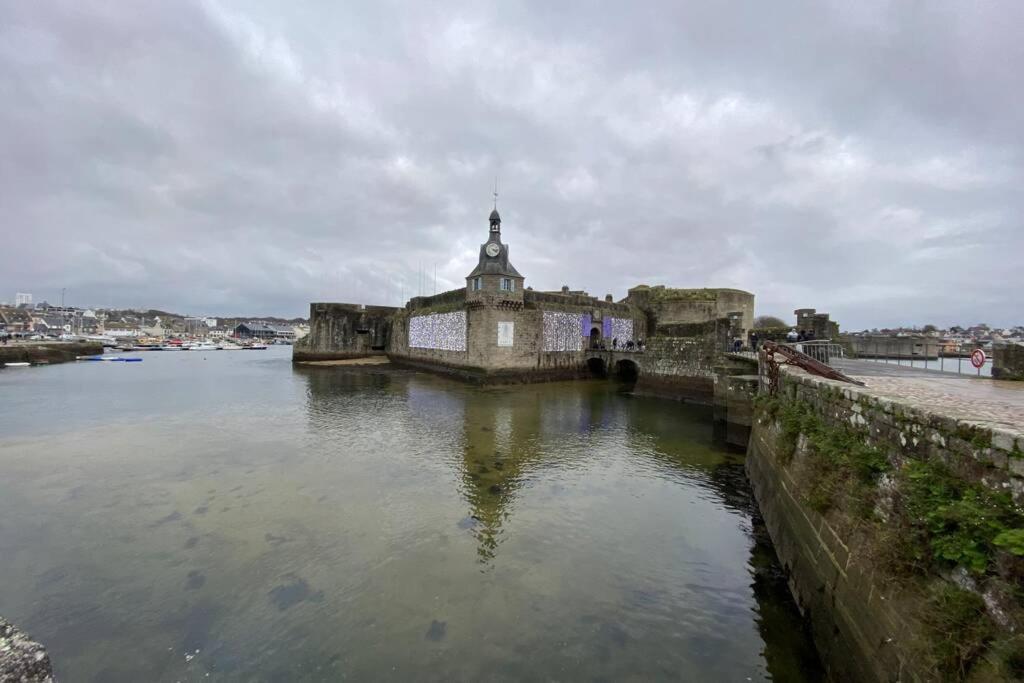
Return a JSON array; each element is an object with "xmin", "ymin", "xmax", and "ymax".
[{"xmin": 971, "ymin": 349, "xmax": 986, "ymax": 369}]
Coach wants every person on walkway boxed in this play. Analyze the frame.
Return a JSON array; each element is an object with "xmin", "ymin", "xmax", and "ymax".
[
  {"xmin": 612, "ymin": 338, "xmax": 618, "ymax": 349},
  {"xmin": 786, "ymin": 328, "xmax": 798, "ymax": 343},
  {"xmin": 751, "ymin": 332, "xmax": 759, "ymax": 351}
]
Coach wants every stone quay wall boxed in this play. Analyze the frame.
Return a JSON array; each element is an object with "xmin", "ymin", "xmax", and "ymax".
[
  {"xmin": 748, "ymin": 368, "xmax": 1024, "ymax": 681},
  {"xmin": 993, "ymin": 342, "xmax": 1024, "ymax": 381},
  {"xmin": 841, "ymin": 335, "xmax": 941, "ymax": 360},
  {"xmin": 293, "ymin": 303, "xmax": 398, "ymax": 362},
  {"xmin": 633, "ymin": 318, "xmax": 730, "ymax": 404},
  {"xmin": 0, "ymin": 341, "xmax": 103, "ymax": 365}
]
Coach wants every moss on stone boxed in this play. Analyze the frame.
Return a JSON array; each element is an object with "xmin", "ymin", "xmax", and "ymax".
[
  {"xmin": 919, "ymin": 583, "xmax": 996, "ymax": 679},
  {"xmin": 755, "ymin": 395, "xmax": 891, "ymax": 515}
]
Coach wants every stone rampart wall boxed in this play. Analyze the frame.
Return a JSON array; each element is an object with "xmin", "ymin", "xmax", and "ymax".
[
  {"xmin": 0, "ymin": 341, "xmax": 103, "ymax": 365},
  {"xmin": 632, "ymin": 318, "xmax": 729, "ymax": 403},
  {"xmin": 524, "ymin": 289, "xmax": 635, "ymax": 315},
  {"xmin": 406, "ymin": 287, "xmax": 467, "ymax": 311},
  {"xmin": 749, "ymin": 368, "xmax": 1024, "ymax": 681},
  {"xmin": 993, "ymin": 342, "xmax": 1024, "ymax": 381},
  {"xmin": 293, "ymin": 303, "xmax": 398, "ymax": 362}
]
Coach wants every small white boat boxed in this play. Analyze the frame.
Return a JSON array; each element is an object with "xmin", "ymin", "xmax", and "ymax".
[
  {"xmin": 186, "ymin": 342, "xmax": 219, "ymax": 351},
  {"xmin": 3, "ymin": 362, "xmax": 31, "ymax": 367}
]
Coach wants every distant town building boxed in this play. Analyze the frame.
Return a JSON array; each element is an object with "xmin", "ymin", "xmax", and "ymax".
[
  {"xmin": 234, "ymin": 321, "xmax": 296, "ymax": 340},
  {"xmin": 15, "ymin": 292, "xmax": 32, "ymax": 307},
  {"xmin": 0, "ymin": 307, "xmax": 35, "ymax": 335},
  {"xmin": 184, "ymin": 317, "xmax": 209, "ymax": 337}
]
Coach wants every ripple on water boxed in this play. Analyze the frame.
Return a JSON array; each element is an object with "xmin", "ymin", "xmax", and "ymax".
[{"xmin": 0, "ymin": 357, "xmax": 821, "ymax": 681}]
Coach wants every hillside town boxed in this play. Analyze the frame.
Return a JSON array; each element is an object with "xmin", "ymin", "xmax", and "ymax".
[
  {"xmin": 847, "ymin": 324, "xmax": 1024, "ymax": 345},
  {"xmin": 0, "ymin": 292, "xmax": 308, "ymax": 346}
]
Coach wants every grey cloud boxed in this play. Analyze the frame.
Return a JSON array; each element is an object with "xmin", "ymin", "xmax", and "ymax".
[{"xmin": 0, "ymin": 0, "xmax": 1020, "ymax": 327}]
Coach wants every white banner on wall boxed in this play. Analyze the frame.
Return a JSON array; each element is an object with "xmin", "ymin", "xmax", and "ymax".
[
  {"xmin": 497, "ymin": 321, "xmax": 514, "ymax": 347},
  {"xmin": 542, "ymin": 311, "xmax": 583, "ymax": 352},
  {"xmin": 409, "ymin": 311, "xmax": 467, "ymax": 351}
]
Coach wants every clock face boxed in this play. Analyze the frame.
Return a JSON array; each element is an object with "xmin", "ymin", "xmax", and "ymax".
[{"xmin": 485, "ymin": 243, "xmax": 500, "ymax": 257}]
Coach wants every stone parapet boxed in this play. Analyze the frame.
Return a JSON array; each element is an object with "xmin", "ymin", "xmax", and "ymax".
[
  {"xmin": 748, "ymin": 367, "xmax": 1024, "ymax": 681},
  {"xmin": 779, "ymin": 368, "xmax": 1024, "ymax": 500},
  {"xmin": 993, "ymin": 342, "xmax": 1024, "ymax": 381}
]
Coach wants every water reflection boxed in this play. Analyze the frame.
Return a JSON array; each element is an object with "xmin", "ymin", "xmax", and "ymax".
[
  {"xmin": 300, "ymin": 366, "xmax": 823, "ymax": 678},
  {"xmin": 0, "ymin": 355, "xmax": 820, "ymax": 681}
]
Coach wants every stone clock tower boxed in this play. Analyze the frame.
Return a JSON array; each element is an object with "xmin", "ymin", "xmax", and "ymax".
[{"xmin": 466, "ymin": 208, "xmax": 524, "ymax": 305}]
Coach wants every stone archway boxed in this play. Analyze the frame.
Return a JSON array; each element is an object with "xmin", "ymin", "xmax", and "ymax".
[
  {"xmin": 590, "ymin": 327, "xmax": 601, "ymax": 349},
  {"xmin": 614, "ymin": 358, "xmax": 639, "ymax": 384},
  {"xmin": 587, "ymin": 356, "xmax": 607, "ymax": 378}
]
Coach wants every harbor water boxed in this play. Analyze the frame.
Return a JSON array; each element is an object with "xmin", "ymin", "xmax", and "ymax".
[{"xmin": 0, "ymin": 347, "xmax": 821, "ymax": 680}]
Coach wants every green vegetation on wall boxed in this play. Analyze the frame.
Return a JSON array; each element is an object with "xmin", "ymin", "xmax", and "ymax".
[
  {"xmin": 754, "ymin": 394, "xmax": 890, "ymax": 516},
  {"xmin": 755, "ymin": 393, "xmax": 1024, "ymax": 679}
]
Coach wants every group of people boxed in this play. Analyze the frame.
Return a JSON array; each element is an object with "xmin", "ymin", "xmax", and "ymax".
[
  {"xmin": 732, "ymin": 329, "xmax": 817, "ymax": 353},
  {"xmin": 592, "ymin": 337, "xmax": 645, "ymax": 351},
  {"xmin": 786, "ymin": 329, "xmax": 816, "ymax": 343}
]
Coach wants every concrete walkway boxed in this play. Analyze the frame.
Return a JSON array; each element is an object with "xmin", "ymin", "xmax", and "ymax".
[{"xmin": 835, "ymin": 361, "xmax": 1024, "ymax": 433}]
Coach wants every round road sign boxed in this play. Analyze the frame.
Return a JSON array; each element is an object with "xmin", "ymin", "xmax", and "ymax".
[{"xmin": 970, "ymin": 349, "xmax": 986, "ymax": 369}]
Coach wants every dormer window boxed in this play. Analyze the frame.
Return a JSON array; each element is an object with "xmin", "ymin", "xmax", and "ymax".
[{"xmin": 501, "ymin": 278, "xmax": 514, "ymax": 292}]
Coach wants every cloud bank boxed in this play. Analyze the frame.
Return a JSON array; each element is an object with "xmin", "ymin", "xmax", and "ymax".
[{"xmin": 1, "ymin": 1, "xmax": 1021, "ymax": 327}]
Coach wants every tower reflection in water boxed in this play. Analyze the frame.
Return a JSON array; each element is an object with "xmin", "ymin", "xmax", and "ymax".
[{"xmin": 296, "ymin": 365, "xmax": 822, "ymax": 679}]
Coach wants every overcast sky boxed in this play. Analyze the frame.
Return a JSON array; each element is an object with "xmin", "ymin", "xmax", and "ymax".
[{"xmin": 1, "ymin": 1, "xmax": 1021, "ymax": 328}]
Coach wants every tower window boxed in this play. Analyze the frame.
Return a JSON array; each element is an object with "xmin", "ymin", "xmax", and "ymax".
[
  {"xmin": 472, "ymin": 277, "xmax": 482, "ymax": 291},
  {"xmin": 501, "ymin": 278, "xmax": 514, "ymax": 292}
]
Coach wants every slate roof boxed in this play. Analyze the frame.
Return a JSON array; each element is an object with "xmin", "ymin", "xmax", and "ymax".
[{"xmin": 467, "ymin": 240, "xmax": 523, "ymax": 279}]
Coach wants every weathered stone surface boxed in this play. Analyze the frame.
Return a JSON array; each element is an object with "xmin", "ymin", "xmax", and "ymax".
[
  {"xmin": 993, "ymin": 342, "xmax": 1024, "ymax": 381},
  {"xmin": 750, "ymin": 367, "xmax": 1024, "ymax": 681},
  {"xmin": 293, "ymin": 302, "xmax": 398, "ymax": 362},
  {"xmin": 0, "ymin": 616, "xmax": 55, "ymax": 682},
  {"xmin": 0, "ymin": 342, "xmax": 103, "ymax": 366}
]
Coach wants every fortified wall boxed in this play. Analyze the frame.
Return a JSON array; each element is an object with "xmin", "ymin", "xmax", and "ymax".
[
  {"xmin": 749, "ymin": 367, "xmax": 1024, "ymax": 681},
  {"xmin": 293, "ymin": 207, "xmax": 753, "ymax": 396},
  {"xmin": 841, "ymin": 334, "xmax": 941, "ymax": 360},
  {"xmin": 632, "ymin": 318, "xmax": 731, "ymax": 403},
  {"xmin": 625, "ymin": 285, "xmax": 754, "ymax": 340},
  {"xmin": 385, "ymin": 286, "xmax": 647, "ymax": 382},
  {"xmin": 993, "ymin": 342, "xmax": 1024, "ymax": 381},
  {"xmin": 292, "ymin": 302, "xmax": 398, "ymax": 362}
]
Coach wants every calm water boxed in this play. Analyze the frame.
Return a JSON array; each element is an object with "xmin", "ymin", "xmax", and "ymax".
[{"xmin": 0, "ymin": 347, "xmax": 821, "ymax": 681}]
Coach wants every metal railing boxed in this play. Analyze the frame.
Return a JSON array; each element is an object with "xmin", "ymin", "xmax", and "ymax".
[
  {"xmin": 793, "ymin": 340, "xmax": 845, "ymax": 365},
  {"xmin": 845, "ymin": 339, "xmax": 991, "ymax": 376},
  {"xmin": 726, "ymin": 340, "xmax": 843, "ymax": 364}
]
